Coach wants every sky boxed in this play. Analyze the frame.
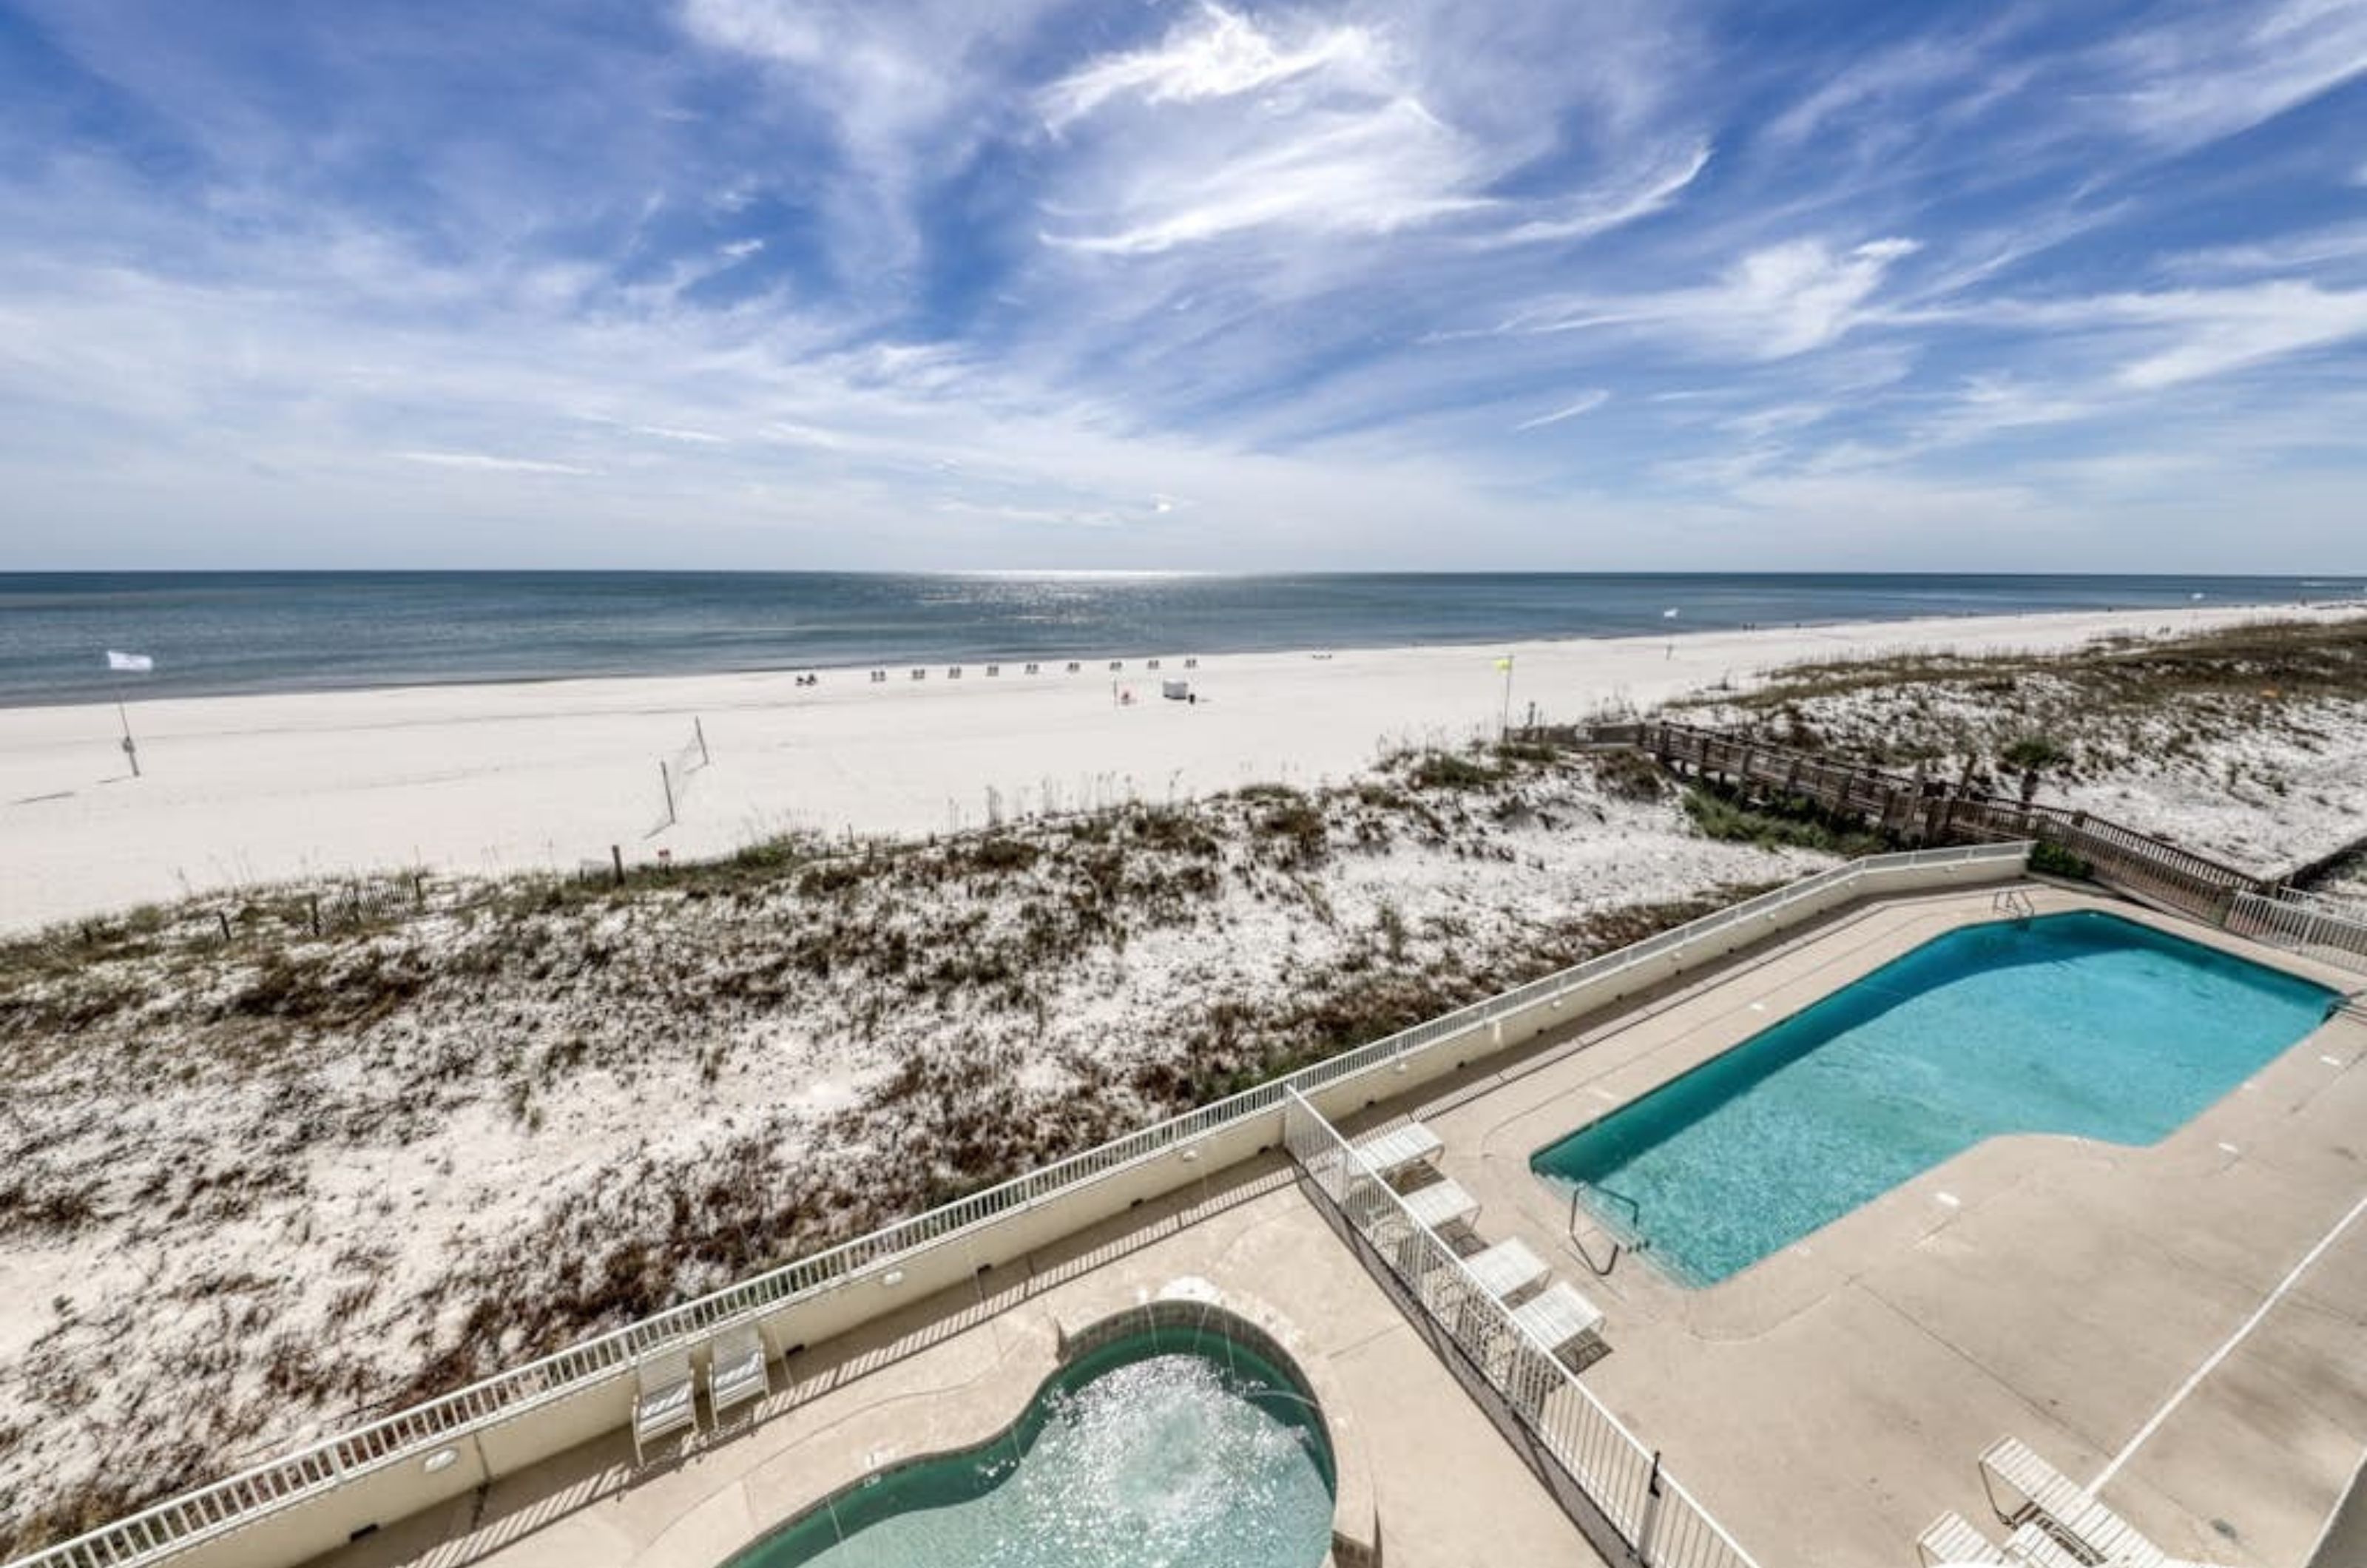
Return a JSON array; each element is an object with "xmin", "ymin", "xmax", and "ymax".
[{"xmin": 0, "ymin": 0, "xmax": 2363, "ymax": 572}]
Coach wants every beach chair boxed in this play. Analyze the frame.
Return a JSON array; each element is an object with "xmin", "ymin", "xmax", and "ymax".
[
  {"xmin": 1978, "ymin": 1437, "xmax": 2168, "ymax": 1568},
  {"xmin": 1462, "ymin": 1237, "xmax": 1550, "ymax": 1302},
  {"xmin": 1507, "ymin": 1280, "xmax": 1604, "ymax": 1356},
  {"xmin": 2002, "ymin": 1522, "xmax": 2100, "ymax": 1568},
  {"xmin": 1348, "ymin": 1122, "xmax": 1443, "ymax": 1181},
  {"xmin": 1399, "ymin": 1177, "xmax": 1479, "ymax": 1234},
  {"xmin": 1916, "ymin": 1510, "xmax": 2005, "ymax": 1565},
  {"xmin": 705, "ymin": 1325, "xmax": 771, "ymax": 1426},
  {"xmin": 632, "ymin": 1350, "xmax": 698, "ymax": 1464}
]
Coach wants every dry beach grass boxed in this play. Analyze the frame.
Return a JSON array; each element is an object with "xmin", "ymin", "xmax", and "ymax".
[{"xmin": 3, "ymin": 612, "xmax": 2366, "ymax": 1554}]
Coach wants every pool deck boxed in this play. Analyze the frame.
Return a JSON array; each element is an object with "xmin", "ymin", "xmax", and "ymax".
[
  {"xmin": 311, "ymin": 882, "xmax": 2367, "ymax": 1568},
  {"xmin": 316, "ymin": 1159, "xmax": 1608, "ymax": 1568},
  {"xmin": 1388, "ymin": 884, "xmax": 2367, "ymax": 1568}
]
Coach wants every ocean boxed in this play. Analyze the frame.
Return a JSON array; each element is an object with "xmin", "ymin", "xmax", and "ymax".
[{"xmin": 1, "ymin": 571, "xmax": 2357, "ymax": 708}]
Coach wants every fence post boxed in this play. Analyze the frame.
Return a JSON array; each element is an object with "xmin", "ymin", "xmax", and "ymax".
[
  {"xmin": 695, "ymin": 717, "xmax": 709, "ymax": 767},
  {"xmin": 1637, "ymin": 1449, "xmax": 1665, "ymax": 1567},
  {"xmin": 660, "ymin": 760, "xmax": 676, "ymax": 825}
]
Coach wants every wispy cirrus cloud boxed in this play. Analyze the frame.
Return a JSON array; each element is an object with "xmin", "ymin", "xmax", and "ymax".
[
  {"xmin": 398, "ymin": 452, "xmax": 599, "ymax": 476},
  {"xmin": 1511, "ymin": 391, "xmax": 1608, "ymax": 431},
  {"xmin": 1039, "ymin": 3, "xmax": 1378, "ymax": 128},
  {"xmin": 0, "ymin": 0, "xmax": 2360, "ymax": 572},
  {"xmin": 1497, "ymin": 237, "xmax": 1921, "ymax": 361}
]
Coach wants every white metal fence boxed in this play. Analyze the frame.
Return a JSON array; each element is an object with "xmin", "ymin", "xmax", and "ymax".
[
  {"xmin": 2226, "ymin": 889, "xmax": 2367, "ymax": 974},
  {"xmin": 10, "ymin": 842, "xmax": 2027, "ymax": 1568},
  {"xmin": 1280, "ymin": 1089, "xmax": 1757, "ymax": 1568}
]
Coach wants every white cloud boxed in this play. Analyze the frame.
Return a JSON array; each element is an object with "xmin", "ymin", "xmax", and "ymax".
[
  {"xmin": 1044, "ymin": 95, "xmax": 1488, "ymax": 254},
  {"xmin": 1034, "ymin": 2, "xmax": 1706, "ymax": 260},
  {"xmin": 1511, "ymin": 391, "xmax": 1608, "ymax": 430},
  {"xmin": 2108, "ymin": 281, "xmax": 2367, "ymax": 388},
  {"xmin": 2094, "ymin": 0, "xmax": 2367, "ymax": 149},
  {"xmin": 1039, "ymin": 4, "xmax": 1378, "ymax": 129},
  {"xmin": 1490, "ymin": 141, "xmax": 1712, "ymax": 247},
  {"xmin": 629, "ymin": 425, "xmax": 729, "ymax": 445},
  {"xmin": 1507, "ymin": 237, "xmax": 1919, "ymax": 360},
  {"xmin": 2165, "ymin": 222, "xmax": 2367, "ymax": 279},
  {"xmin": 397, "ymin": 451, "xmax": 599, "ymax": 475}
]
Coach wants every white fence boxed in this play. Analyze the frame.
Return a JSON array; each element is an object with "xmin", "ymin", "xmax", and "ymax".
[
  {"xmin": 10, "ymin": 842, "xmax": 2028, "ymax": 1568},
  {"xmin": 1280, "ymin": 1089, "xmax": 1756, "ymax": 1568},
  {"xmin": 2226, "ymin": 889, "xmax": 2367, "ymax": 974}
]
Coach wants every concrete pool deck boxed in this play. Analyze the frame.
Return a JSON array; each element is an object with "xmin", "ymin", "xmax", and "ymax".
[
  {"xmin": 316, "ymin": 1159, "xmax": 1607, "ymax": 1568},
  {"xmin": 309, "ymin": 882, "xmax": 2367, "ymax": 1568},
  {"xmin": 1385, "ymin": 884, "xmax": 2367, "ymax": 1568}
]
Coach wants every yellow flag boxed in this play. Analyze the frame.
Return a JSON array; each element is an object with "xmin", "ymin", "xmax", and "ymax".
[{"xmin": 1494, "ymin": 656, "xmax": 1513, "ymax": 671}]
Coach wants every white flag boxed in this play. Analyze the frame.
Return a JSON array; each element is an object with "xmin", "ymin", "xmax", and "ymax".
[{"xmin": 107, "ymin": 650, "xmax": 154, "ymax": 673}]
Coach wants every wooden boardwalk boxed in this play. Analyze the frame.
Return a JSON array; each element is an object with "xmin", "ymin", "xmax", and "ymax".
[{"xmin": 1633, "ymin": 721, "xmax": 2265, "ymax": 924}]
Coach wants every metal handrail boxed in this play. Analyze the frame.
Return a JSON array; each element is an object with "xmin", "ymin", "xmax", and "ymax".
[
  {"xmin": 1283, "ymin": 1089, "xmax": 1760, "ymax": 1568},
  {"xmin": 9, "ymin": 842, "xmax": 2028, "ymax": 1568},
  {"xmin": 1565, "ymin": 1181, "xmax": 1636, "ymax": 1277}
]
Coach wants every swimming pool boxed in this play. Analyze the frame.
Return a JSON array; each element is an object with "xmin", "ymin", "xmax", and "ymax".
[
  {"xmin": 719, "ymin": 1322, "xmax": 1336, "ymax": 1567},
  {"xmin": 1532, "ymin": 910, "xmax": 2336, "ymax": 1286}
]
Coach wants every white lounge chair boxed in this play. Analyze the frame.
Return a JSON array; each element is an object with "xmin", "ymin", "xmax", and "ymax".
[
  {"xmin": 1399, "ymin": 1177, "xmax": 1479, "ymax": 1233},
  {"xmin": 2002, "ymin": 1521, "xmax": 2099, "ymax": 1568},
  {"xmin": 1979, "ymin": 1438, "xmax": 2167, "ymax": 1568},
  {"xmin": 1462, "ymin": 1237, "xmax": 1550, "ymax": 1302},
  {"xmin": 1350, "ymin": 1122, "xmax": 1442, "ymax": 1180},
  {"xmin": 632, "ymin": 1350, "xmax": 697, "ymax": 1464},
  {"xmin": 1507, "ymin": 1280, "xmax": 1604, "ymax": 1356},
  {"xmin": 706, "ymin": 1325, "xmax": 771, "ymax": 1425},
  {"xmin": 1916, "ymin": 1510, "xmax": 2005, "ymax": 1565}
]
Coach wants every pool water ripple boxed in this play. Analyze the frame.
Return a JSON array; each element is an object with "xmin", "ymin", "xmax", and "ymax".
[
  {"xmin": 723, "ymin": 1331, "xmax": 1334, "ymax": 1568},
  {"xmin": 1533, "ymin": 911, "xmax": 2335, "ymax": 1286}
]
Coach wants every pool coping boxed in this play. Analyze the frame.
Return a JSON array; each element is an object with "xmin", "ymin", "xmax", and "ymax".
[
  {"xmin": 1383, "ymin": 882, "xmax": 2367, "ymax": 1568},
  {"xmin": 1523, "ymin": 905, "xmax": 2343, "ymax": 1289},
  {"xmin": 712, "ymin": 1289, "xmax": 1376, "ymax": 1568}
]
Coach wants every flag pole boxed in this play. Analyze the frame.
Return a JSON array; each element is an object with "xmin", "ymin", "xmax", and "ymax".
[
  {"xmin": 114, "ymin": 678, "xmax": 141, "ymax": 777},
  {"xmin": 1499, "ymin": 654, "xmax": 1515, "ymax": 740}
]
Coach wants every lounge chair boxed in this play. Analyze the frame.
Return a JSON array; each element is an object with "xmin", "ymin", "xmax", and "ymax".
[
  {"xmin": 1916, "ymin": 1510, "xmax": 2005, "ymax": 1565},
  {"xmin": 1507, "ymin": 1280, "xmax": 1604, "ymax": 1356},
  {"xmin": 2003, "ymin": 1522, "xmax": 2100, "ymax": 1568},
  {"xmin": 1462, "ymin": 1237, "xmax": 1550, "ymax": 1302},
  {"xmin": 1979, "ymin": 1437, "xmax": 2168, "ymax": 1568},
  {"xmin": 632, "ymin": 1350, "xmax": 698, "ymax": 1464},
  {"xmin": 1349, "ymin": 1122, "xmax": 1443, "ymax": 1180},
  {"xmin": 1399, "ymin": 1177, "xmax": 1479, "ymax": 1233},
  {"xmin": 706, "ymin": 1325, "xmax": 771, "ymax": 1425}
]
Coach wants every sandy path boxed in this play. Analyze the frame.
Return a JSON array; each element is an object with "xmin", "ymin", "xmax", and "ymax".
[{"xmin": 0, "ymin": 602, "xmax": 2343, "ymax": 932}]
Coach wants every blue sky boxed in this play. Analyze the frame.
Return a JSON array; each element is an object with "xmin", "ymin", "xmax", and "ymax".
[{"xmin": 1, "ymin": 0, "xmax": 2363, "ymax": 571}]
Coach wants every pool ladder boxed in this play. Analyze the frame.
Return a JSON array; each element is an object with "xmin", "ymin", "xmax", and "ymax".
[
  {"xmin": 1992, "ymin": 887, "xmax": 2036, "ymax": 922},
  {"xmin": 1566, "ymin": 1180, "xmax": 1642, "ymax": 1278}
]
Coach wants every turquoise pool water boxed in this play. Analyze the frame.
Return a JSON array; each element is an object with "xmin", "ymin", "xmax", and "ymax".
[
  {"xmin": 720, "ymin": 1325, "xmax": 1335, "ymax": 1568},
  {"xmin": 1533, "ymin": 911, "xmax": 2336, "ymax": 1287}
]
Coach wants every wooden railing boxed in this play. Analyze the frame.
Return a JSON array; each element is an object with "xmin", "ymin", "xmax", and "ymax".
[{"xmin": 1638, "ymin": 720, "xmax": 2266, "ymax": 923}]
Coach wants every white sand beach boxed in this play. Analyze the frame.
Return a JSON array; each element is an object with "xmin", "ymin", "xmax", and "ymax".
[{"xmin": 3, "ymin": 601, "xmax": 2352, "ymax": 933}]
